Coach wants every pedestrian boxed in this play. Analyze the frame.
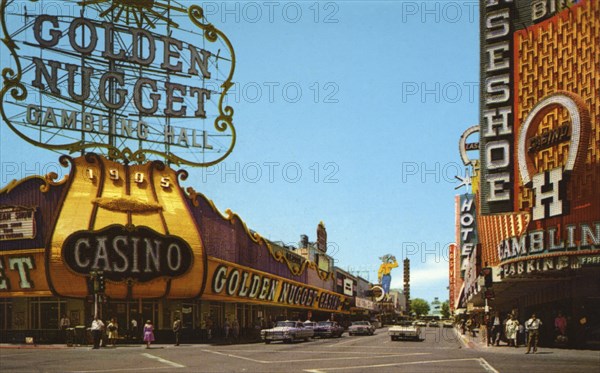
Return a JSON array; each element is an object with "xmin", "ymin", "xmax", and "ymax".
[
  {"xmin": 232, "ymin": 318, "xmax": 240, "ymax": 343},
  {"xmin": 107, "ymin": 318, "xmax": 119, "ymax": 347},
  {"xmin": 173, "ymin": 316, "xmax": 182, "ymax": 346},
  {"xmin": 223, "ymin": 318, "xmax": 231, "ymax": 343},
  {"xmin": 130, "ymin": 318, "xmax": 138, "ymax": 341},
  {"xmin": 505, "ymin": 314, "xmax": 519, "ymax": 347},
  {"xmin": 60, "ymin": 314, "xmax": 71, "ymax": 343},
  {"xmin": 491, "ymin": 312, "xmax": 502, "ymax": 346},
  {"xmin": 466, "ymin": 317, "xmax": 476, "ymax": 337},
  {"xmin": 518, "ymin": 321, "xmax": 525, "ymax": 346},
  {"xmin": 485, "ymin": 314, "xmax": 494, "ymax": 346},
  {"xmin": 143, "ymin": 320, "xmax": 155, "ymax": 349},
  {"xmin": 91, "ymin": 316, "xmax": 104, "ymax": 349},
  {"xmin": 525, "ymin": 313, "xmax": 542, "ymax": 354},
  {"xmin": 205, "ymin": 317, "xmax": 213, "ymax": 340},
  {"xmin": 60, "ymin": 313, "xmax": 71, "ymax": 330},
  {"xmin": 554, "ymin": 311, "xmax": 567, "ymax": 342}
]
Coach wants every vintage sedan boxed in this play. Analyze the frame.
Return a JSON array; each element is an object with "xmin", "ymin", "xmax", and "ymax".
[
  {"xmin": 428, "ymin": 320, "xmax": 440, "ymax": 327},
  {"xmin": 314, "ymin": 321, "xmax": 344, "ymax": 338},
  {"xmin": 415, "ymin": 320, "xmax": 427, "ymax": 327},
  {"xmin": 442, "ymin": 320, "xmax": 454, "ymax": 328},
  {"xmin": 261, "ymin": 321, "xmax": 314, "ymax": 344},
  {"xmin": 389, "ymin": 321, "xmax": 422, "ymax": 341},
  {"xmin": 348, "ymin": 321, "xmax": 375, "ymax": 336}
]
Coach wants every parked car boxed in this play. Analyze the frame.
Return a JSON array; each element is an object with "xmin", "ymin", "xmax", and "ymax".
[
  {"xmin": 389, "ymin": 321, "xmax": 422, "ymax": 341},
  {"xmin": 428, "ymin": 321, "xmax": 440, "ymax": 327},
  {"xmin": 370, "ymin": 318, "xmax": 382, "ymax": 328},
  {"xmin": 348, "ymin": 321, "xmax": 375, "ymax": 336},
  {"xmin": 442, "ymin": 320, "xmax": 454, "ymax": 328},
  {"xmin": 314, "ymin": 321, "xmax": 344, "ymax": 338},
  {"xmin": 415, "ymin": 320, "xmax": 427, "ymax": 327},
  {"xmin": 304, "ymin": 321, "xmax": 317, "ymax": 338},
  {"xmin": 261, "ymin": 320, "xmax": 314, "ymax": 344}
]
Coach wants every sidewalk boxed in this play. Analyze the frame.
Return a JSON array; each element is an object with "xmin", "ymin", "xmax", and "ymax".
[
  {"xmin": 455, "ymin": 328, "xmax": 600, "ymax": 358},
  {"xmin": 0, "ymin": 336, "xmax": 262, "ymax": 350}
]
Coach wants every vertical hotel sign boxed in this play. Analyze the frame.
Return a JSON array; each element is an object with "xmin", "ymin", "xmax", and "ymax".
[
  {"xmin": 479, "ymin": 0, "xmax": 515, "ymax": 214},
  {"xmin": 0, "ymin": 0, "xmax": 236, "ymax": 167}
]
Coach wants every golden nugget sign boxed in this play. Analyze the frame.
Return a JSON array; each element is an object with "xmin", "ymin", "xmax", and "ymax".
[
  {"xmin": 207, "ymin": 261, "xmax": 344, "ymax": 312},
  {"xmin": 1, "ymin": 0, "xmax": 235, "ymax": 167}
]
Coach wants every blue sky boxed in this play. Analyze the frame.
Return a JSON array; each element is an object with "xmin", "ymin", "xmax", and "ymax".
[{"xmin": 0, "ymin": 1, "xmax": 480, "ymax": 305}]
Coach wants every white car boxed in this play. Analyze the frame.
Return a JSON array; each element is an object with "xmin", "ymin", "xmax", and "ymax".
[
  {"xmin": 304, "ymin": 321, "xmax": 318, "ymax": 331},
  {"xmin": 389, "ymin": 321, "xmax": 422, "ymax": 341},
  {"xmin": 348, "ymin": 321, "xmax": 375, "ymax": 336},
  {"xmin": 261, "ymin": 321, "xmax": 314, "ymax": 344}
]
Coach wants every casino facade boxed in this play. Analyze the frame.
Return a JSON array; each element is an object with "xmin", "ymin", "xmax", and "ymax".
[
  {"xmin": 0, "ymin": 1, "xmax": 384, "ymax": 343},
  {"xmin": 0, "ymin": 156, "xmax": 353, "ymax": 342},
  {"xmin": 450, "ymin": 0, "xmax": 600, "ymax": 348}
]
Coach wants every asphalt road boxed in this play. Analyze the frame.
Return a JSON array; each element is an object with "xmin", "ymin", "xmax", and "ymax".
[{"xmin": 1, "ymin": 327, "xmax": 598, "ymax": 372}]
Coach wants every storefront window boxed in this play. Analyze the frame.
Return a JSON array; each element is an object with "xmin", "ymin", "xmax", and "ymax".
[
  {"xmin": 0, "ymin": 299, "xmax": 12, "ymax": 330},
  {"xmin": 29, "ymin": 298, "xmax": 66, "ymax": 329},
  {"xmin": 141, "ymin": 301, "xmax": 158, "ymax": 328}
]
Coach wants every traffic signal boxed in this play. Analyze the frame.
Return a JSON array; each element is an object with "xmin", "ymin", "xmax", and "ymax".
[
  {"xmin": 97, "ymin": 272, "xmax": 105, "ymax": 294},
  {"xmin": 481, "ymin": 268, "xmax": 493, "ymax": 288}
]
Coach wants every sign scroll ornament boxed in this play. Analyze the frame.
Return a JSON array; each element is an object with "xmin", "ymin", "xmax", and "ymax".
[{"xmin": 1, "ymin": 0, "xmax": 236, "ymax": 167}]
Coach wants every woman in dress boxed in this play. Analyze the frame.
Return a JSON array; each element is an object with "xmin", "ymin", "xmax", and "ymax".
[
  {"xmin": 107, "ymin": 318, "xmax": 119, "ymax": 347},
  {"xmin": 143, "ymin": 320, "xmax": 155, "ymax": 349},
  {"xmin": 505, "ymin": 314, "xmax": 519, "ymax": 347}
]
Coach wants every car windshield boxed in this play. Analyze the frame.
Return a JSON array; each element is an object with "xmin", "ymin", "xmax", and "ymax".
[
  {"xmin": 352, "ymin": 321, "xmax": 368, "ymax": 325},
  {"xmin": 397, "ymin": 321, "xmax": 414, "ymax": 326},
  {"xmin": 318, "ymin": 321, "xmax": 333, "ymax": 327},
  {"xmin": 275, "ymin": 321, "xmax": 296, "ymax": 328}
]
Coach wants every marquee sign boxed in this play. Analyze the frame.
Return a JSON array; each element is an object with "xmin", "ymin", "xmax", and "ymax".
[
  {"xmin": 1, "ymin": 0, "xmax": 236, "ymax": 167},
  {"xmin": 0, "ymin": 206, "xmax": 36, "ymax": 241},
  {"xmin": 205, "ymin": 259, "xmax": 346, "ymax": 313},
  {"xmin": 62, "ymin": 224, "xmax": 194, "ymax": 282}
]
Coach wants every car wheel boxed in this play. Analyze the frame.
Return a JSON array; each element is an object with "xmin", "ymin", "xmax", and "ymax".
[
  {"xmin": 349, "ymin": 333, "xmax": 353, "ymax": 336},
  {"xmin": 265, "ymin": 340, "xmax": 271, "ymax": 344},
  {"xmin": 391, "ymin": 336, "xmax": 395, "ymax": 341}
]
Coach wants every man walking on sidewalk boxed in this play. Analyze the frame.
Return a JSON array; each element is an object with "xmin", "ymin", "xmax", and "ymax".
[
  {"xmin": 173, "ymin": 316, "xmax": 182, "ymax": 346},
  {"xmin": 525, "ymin": 313, "xmax": 542, "ymax": 354},
  {"xmin": 91, "ymin": 317, "xmax": 105, "ymax": 349}
]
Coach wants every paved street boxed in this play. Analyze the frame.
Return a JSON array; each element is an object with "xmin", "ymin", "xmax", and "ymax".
[{"xmin": 1, "ymin": 327, "xmax": 599, "ymax": 372}]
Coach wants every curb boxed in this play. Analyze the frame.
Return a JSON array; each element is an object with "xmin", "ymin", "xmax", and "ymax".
[{"xmin": 455, "ymin": 328, "xmax": 479, "ymax": 350}]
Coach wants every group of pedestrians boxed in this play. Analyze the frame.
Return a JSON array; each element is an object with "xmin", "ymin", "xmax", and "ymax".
[
  {"xmin": 482, "ymin": 311, "xmax": 548, "ymax": 354},
  {"xmin": 87, "ymin": 317, "xmax": 174, "ymax": 349}
]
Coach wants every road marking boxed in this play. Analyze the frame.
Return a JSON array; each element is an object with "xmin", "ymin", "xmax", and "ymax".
[
  {"xmin": 202, "ymin": 349, "xmax": 430, "ymax": 365},
  {"xmin": 263, "ymin": 352, "xmax": 430, "ymax": 364},
  {"xmin": 212, "ymin": 349, "xmax": 414, "ymax": 355},
  {"xmin": 303, "ymin": 357, "xmax": 491, "ymax": 372},
  {"xmin": 201, "ymin": 349, "xmax": 269, "ymax": 363},
  {"xmin": 326, "ymin": 338, "xmax": 360, "ymax": 347},
  {"xmin": 141, "ymin": 353, "xmax": 185, "ymax": 368},
  {"xmin": 478, "ymin": 358, "xmax": 500, "ymax": 373},
  {"xmin": 72, "ymin": 368, "xmax": 175, "ymax": 373}
]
